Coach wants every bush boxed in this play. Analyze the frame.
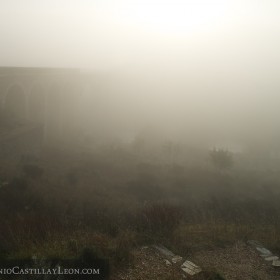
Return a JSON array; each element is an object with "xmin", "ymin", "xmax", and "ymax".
[{"xmin": 113, "ymin": 230, "xmax": 136, "ymax": 265}]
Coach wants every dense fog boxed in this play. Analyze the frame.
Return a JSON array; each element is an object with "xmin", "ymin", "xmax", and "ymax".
[
  {"xmin": 1, "ymin": 2, "xmax": 280, "ymax": 279},
  {"xmin": 1, "ymin": 1, "xmax": 280, "ymax": 154}
]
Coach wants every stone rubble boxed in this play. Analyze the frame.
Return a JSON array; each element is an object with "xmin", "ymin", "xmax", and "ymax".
[
  {"xmin": 272, "ymin": 260, "xmax": 280, "ymax": 267},
  {"xmin": 153, "ymin": 244, "xmax": 202, "ymax": 276},
  {"xmin": 248, "ymin": 240, "xmax": 280, "ymax": 267},
  {"xmin": 181, "ymin": 260, "xmax": 202, "ymax": 276},
  {"xmin": 114, "ymin": 242, "xmax": 280, "ymax": 280}
]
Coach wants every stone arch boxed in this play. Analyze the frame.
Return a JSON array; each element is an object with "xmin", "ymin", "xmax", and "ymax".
[
  {"xmin": 4, "ymin": 83, "xmax": 27, "ymax": 123},
  {"xmin": 28, "ymin": 84, "xmax": 46, "ymax": 124}
]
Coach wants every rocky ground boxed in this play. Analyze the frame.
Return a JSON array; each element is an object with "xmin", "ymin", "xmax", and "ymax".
[{"xmin": 112, "ymin": 242, "xmax": 280, "ymax": 280}]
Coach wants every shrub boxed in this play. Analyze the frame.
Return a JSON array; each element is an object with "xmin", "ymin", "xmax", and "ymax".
[{"xmin": 114, "ymin": 230, "xmax": 136, "ymax": 265}]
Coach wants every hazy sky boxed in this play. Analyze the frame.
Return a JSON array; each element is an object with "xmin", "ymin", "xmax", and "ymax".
[
  {"xmin": 1, "ymin": 0, "xmax": 279, "ymax": 69},
  {"xmin": 1, "ymin": 0, "xmax": 280, "ymax": 145}
]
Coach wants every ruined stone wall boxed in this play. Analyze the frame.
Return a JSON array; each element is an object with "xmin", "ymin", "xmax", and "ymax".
[{"xmin": 0, "ymin": 67, "xmax": 84, "ymax": 146}]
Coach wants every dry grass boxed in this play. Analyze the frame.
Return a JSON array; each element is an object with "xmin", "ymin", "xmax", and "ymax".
[{"xmin": 1, "ymin": 148, "xmax": 280, "ymax": 274}]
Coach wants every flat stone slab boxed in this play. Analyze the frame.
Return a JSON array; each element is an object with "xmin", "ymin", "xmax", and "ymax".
[
  {"xmin": 171, "ymin": 255, "xmax": 183, "ymax": 264},
  {"xmin": 152, "ymin": 245, "xmax": 175, "ymax": 260},
  {"xmin": 153, "ymin": 245, "xmax": 183, "ymax": 264},
  {"xmin": 248, "ymin": 241, "xmax": 273, "ymax": 257},
  {"xmin": 181, "ymin": 260, "xmax": 202, "ymax": 276},
  {"xmin": 272, "ymin": 260, "xmax": 280, "ymax": 267},
  {"xmin": 164, "ymin": 259, "xmax": 172, "ymax": 266},
  {"xmin": 248, "ymin": 240, "xmax": 263, "ymax": 247},
  {"xmin": 248, "ymin": 240, "xmax": 280, "ymax": 268},
  {"xmin": 264, "ymin": 256, "xmax": 279, "ymax": 262},
  {"xmin": 256, "ymin": 247, "xmax": 273, "ymax": 256}
]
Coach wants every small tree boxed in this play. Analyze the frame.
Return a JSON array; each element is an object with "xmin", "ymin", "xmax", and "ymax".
[{"xmin": 209, "ymin": 148, "xmax": 233, "ymax": 171}]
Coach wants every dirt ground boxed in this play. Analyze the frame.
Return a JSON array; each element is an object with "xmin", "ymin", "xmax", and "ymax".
[
  {"xmin": 112, "ymin": 242, "xmax": 280, "ymax": 280},
  {"xmin": 192, "ymin": 241, "xmax": 280, "ymax": 280}
]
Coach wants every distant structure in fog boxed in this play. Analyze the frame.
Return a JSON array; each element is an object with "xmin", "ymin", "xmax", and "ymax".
[{"xmin": 0, "ymin": 67, "xmax": 85, "ymax": 145}]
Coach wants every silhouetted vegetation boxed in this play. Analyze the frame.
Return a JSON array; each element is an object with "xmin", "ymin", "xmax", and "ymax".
[{"xmin": 0, "ymin": 146, "xmax": 280, "ymax": 274}]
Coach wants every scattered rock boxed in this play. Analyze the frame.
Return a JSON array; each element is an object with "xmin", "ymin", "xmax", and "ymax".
[
  {"xmin": 112, "ymin": 247, "xmax": 183, "ymax": 280},
  {"xmin": 256, "ymin": 247, "xmax": 272, "ymax": 257},
  {"xmin": 272, "ymin": 259, "xmax": 280, "ymax": 267},
  {"xmin": 152, "ymin": 244, "xmax": 183, "ymax": 264},
  {"xmin": 164, "ymin": 259, "xmax": 172, "ymax": 266},
  {"xmin": 152, "ymin": 245, "xmax": 175, "ymax": 261},
  {"xmin": 153, "ymin": 245, "xmax": 200, "ymax": 275},
  {"xmin": 172, "ymin": 255, "xmax": 183, "ymax": 264},
  {"xmin": 248, "ymin": 240, "xmax": 280, "ymax": 268},
  {"xmin": 181, "ymin": 260, "xmax": 202, "ymax": 276},
  {"xmin": 114, "ymin": 242, "xmax": 280, "ymax": 280},
  {"xmin": 264, "ymin": 256, "xmax": 279, "ymax": 261}
]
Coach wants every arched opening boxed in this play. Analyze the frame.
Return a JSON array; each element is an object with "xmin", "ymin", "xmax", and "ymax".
[
  {"xmin": 5, "ymin": 84, "xmax": 26, "ymax": 124},
  {"xmin": 29, "ymin": 85, "xmax": 45, "ymax": 124}
]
